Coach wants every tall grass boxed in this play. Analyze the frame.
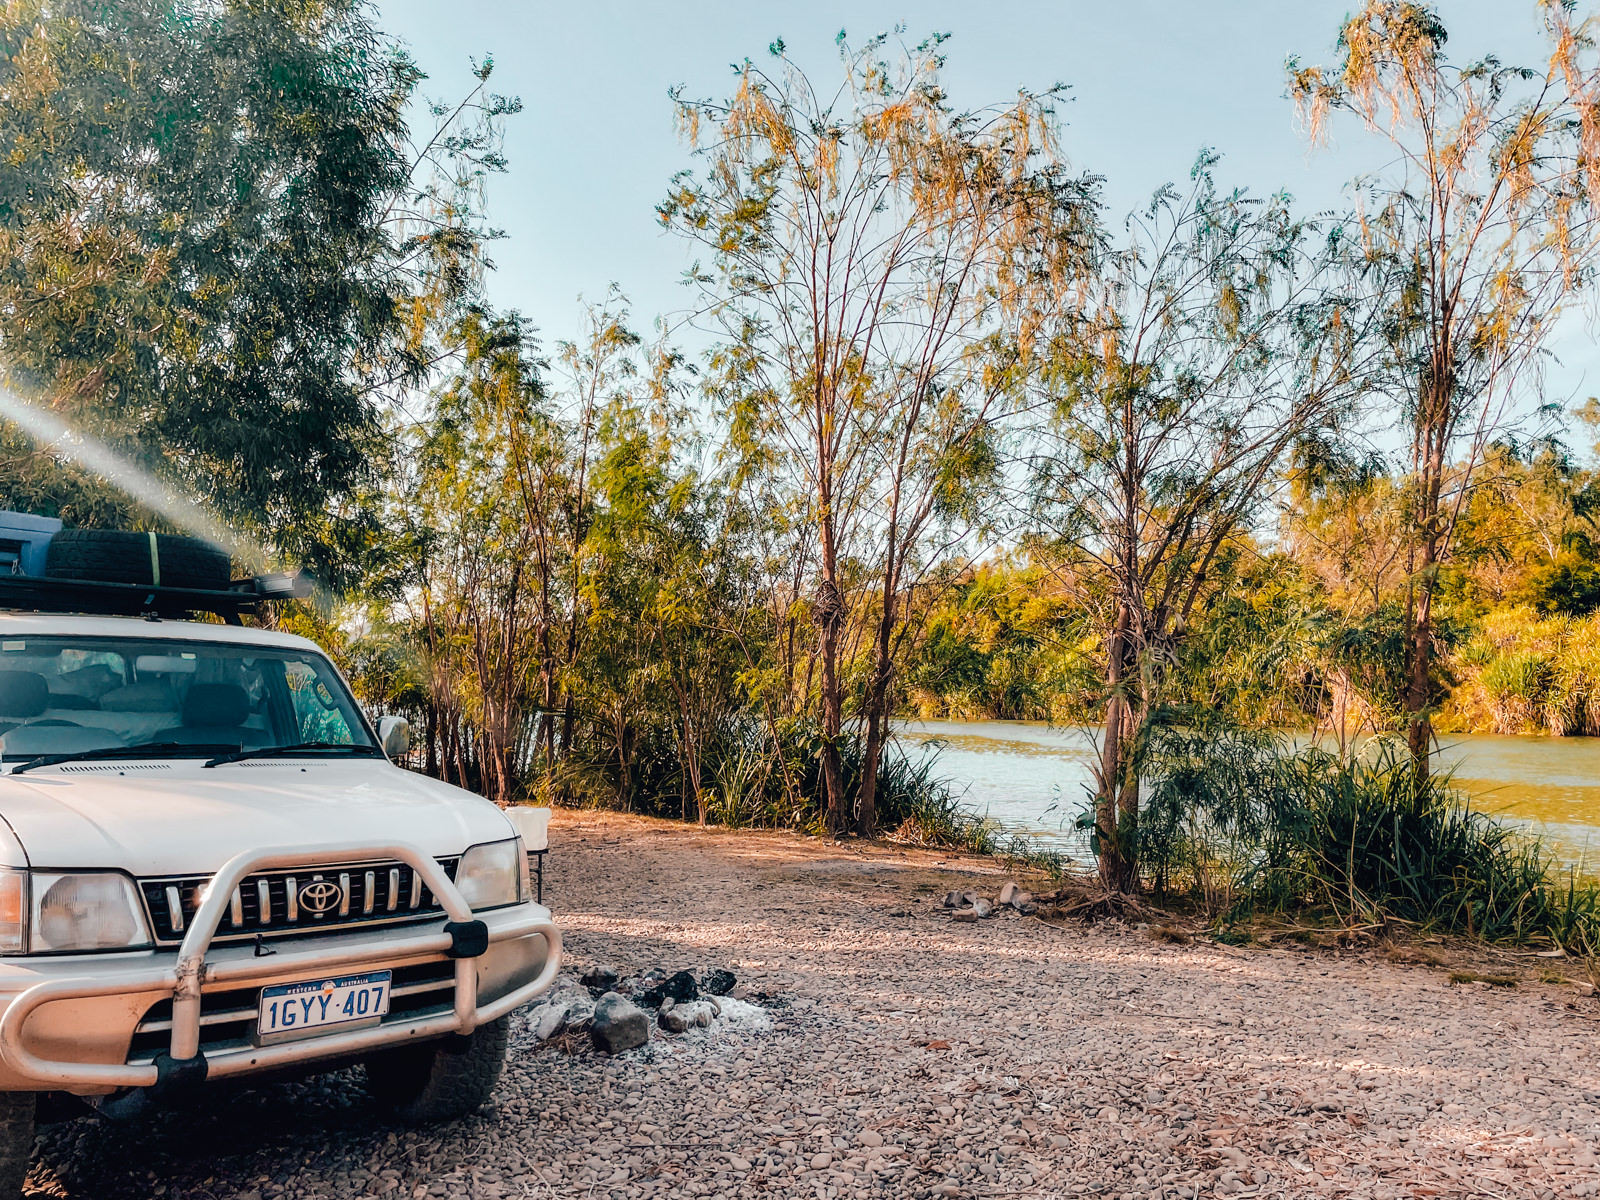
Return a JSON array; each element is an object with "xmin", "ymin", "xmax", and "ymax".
[
  {"xmin": 1442, "ymin": 605, "xmax": 1600, "ymax": 735},
  {"xmin": 543, "ymin": 712, "xmax": 1071, "ymax": 872},
  {"xmin": 1138, "ymin": 716, "xmax": 1600, "ymax": 949}
]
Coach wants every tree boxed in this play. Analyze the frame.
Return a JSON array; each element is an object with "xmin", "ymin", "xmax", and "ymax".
[
  {"xmin": 402, "ymin": 307, "xmax": 554, "ymax": 803},
  {"xmin": 0, "ymin": 0, "xmax": 516, "ymax": 579},
  {"xmin": 1290, "ymin": 0, "xmax": 1600, "ymax": 772},
  {"xmin": 1027, "ymin": 161, "xmax": 1376, "ymax": 892},
  {"xmin": 662, "ymin": 31, "xmax": 1097, "ymax": 834}
]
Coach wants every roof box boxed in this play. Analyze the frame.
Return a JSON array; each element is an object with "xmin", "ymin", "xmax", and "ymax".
[{"xmin": 0, "ymin": 511, "xmax": 61, "ymax": 577}]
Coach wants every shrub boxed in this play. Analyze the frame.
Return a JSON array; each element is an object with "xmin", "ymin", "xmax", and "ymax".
[
  {"xmin": 1478, "ymin": 652, "xmax": 1551, "ymax": 733},
  {"xmin": 1136, "ymin": 715, "xmax": 1600, "ymax": 950}
]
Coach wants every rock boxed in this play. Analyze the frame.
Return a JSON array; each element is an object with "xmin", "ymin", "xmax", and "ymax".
[
  {"xmin": 998, "ymin": 881, "xmax": 1020, "ymax": 905},
  {"xmin": 1018, "ymin": 902, "xmax": 1038, "ymax": 915},
  {"xmin": 951, "ymin": 909, "xmax": 979, "ymax": 923},
  {"xmin": 590, "ymin": 992, "xmax": 649, "ymax": 1054},
  {"xmin": 972, "ymin": 897, "xmax": 995, "ymax": 918},
  {"xmin": 579, "ymin": 964, "xmax": 619, "ymax": 994},
  {"xmin": 658, "ymin": 1000, "xmax": 716, "ymax": 1034},
  {"xmin": 810, "ymin": 1153, "xmax": 832, "ymax": 1171},
  {"xmin": 534, "ymin": 996, "xmax": 587, "ymax": 1041},
  {"xmin": 637, "ymin": 969, "xmax": 699, "ymax": 1008},
  {"xmin": 942, "ymin": 890, "xmax": 963, "ymax": 908},
  {"xmin": 658, "ymin": 1006, "xmax": 695, "ymax": 1034},
  {"xmin": 701, "ymin": 968, "xmax": 737, "ymax": 996},
  {"xmin": 857, "ymin": 1130, "xmax": 883, "ymax": 1148}
]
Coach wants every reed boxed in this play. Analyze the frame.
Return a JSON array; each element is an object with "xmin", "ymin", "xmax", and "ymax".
[
  {"xmin": 1440, "ymin": 606, "xmax": 1600, "ymax": 736},
  {"xmin": 1138, "ymin": 717, "xmax": 1600, "ymax": 950}
]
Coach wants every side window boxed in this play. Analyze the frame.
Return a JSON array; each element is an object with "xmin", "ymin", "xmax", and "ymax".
[{"xmin": 285, "ymin": 661, "xmax": 355, "ymax": 745}]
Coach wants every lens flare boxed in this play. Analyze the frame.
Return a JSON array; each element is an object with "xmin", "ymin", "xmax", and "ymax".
[{"xmin": 0, "ymin": 389, "xmax": 270, "ymax": 570}]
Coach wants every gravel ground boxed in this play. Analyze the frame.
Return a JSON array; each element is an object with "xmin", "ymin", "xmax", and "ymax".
[{"xmin": 24, "ymin": 808, "xmax": 1600, "ymax": 1199}]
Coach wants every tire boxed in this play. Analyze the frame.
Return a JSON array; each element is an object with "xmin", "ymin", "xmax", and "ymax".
[
  {"xmin": 363, "ymin": 1017, "xmax": 510, "ymax": 1124},
  {"xmin": 44, "ymin": 529, "xmax": 232, "ymax": 590},
  {"xmin": 0, "ymin": 1093, "xmax": 35, "ymax": 1200}
]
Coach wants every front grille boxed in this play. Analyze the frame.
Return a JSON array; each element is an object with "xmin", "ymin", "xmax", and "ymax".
[
  {"xmin": 139, "ymin": 858, "xmax": 460, "ymax": 946},
  {"xmin": 126, "ymin": 958, "xmax": 458, "ymax": 1063}
]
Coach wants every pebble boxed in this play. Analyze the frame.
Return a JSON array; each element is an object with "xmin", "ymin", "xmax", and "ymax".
[{"xmin": 29, "ymin": 810, "xmax": 1600, "ymax": 1200}]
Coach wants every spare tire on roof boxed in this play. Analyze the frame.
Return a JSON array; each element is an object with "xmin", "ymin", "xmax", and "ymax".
[{"xmin": 45, "ymin": 529, "xmax": 233, "ymax": 591}]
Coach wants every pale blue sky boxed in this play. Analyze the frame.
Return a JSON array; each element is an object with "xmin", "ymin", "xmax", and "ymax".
[{"xmin": 374, "ymin": 1, "xmax": 1592, "ymax": 407}]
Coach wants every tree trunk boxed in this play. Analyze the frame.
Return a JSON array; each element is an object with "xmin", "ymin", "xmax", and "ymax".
[
  {"xmin": 1096, "ymin": 606, "xmax": 1140, "ymax": 894},
  {"xmin": 856, "ymin": 585, "xmax": 898, "ymax": 838},
  {"xmin": 858, "ymin": 709, "xmax": 883, "ymax": 839},
  {"xmin": 424, "ymin": 703, "xmax": 439, "ymax": 779},
  {"xmin": 1403, "ymin": 538, "xmax": 1437, "ymax": 781},
  {"xmin": 1405, "ymin": 358, "xmax": 1449, "ymax": 784},
  {"xmin": 818, "ymin": 611, "xmax": 848, "ymax": 835}
]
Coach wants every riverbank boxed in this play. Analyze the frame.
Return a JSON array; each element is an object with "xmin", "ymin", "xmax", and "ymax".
[
  {"xmin": 900, "ymin": 719, "xmax": 1600, "ymax": 869},
  {"xmin": 26, "ymin": 808, "xmax": 1600, "ymax": 1197}
]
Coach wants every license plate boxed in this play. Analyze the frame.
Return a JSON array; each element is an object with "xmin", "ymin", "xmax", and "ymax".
[{"xmin": 256, "ymin": 970, "xmax": 392, "ymax": 1045}]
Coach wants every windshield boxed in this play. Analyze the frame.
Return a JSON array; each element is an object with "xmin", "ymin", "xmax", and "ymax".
[{"xmin": 0, "ymin": 636, "xmax": 377, "ymax": 761}]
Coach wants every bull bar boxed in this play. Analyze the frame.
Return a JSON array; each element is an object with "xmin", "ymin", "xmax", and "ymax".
[{"xmin": 0, "ymin": 841, "xmax": 561, "ymax": 1090}]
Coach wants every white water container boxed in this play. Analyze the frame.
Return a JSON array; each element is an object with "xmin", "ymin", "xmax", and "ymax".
[
  {"xmin": 507, "ymin": 805, "xmax": 550, "ymax": 852},
  {"xmin": 0, "ymin": 512, "xmax": 62, "ymax": 576}
]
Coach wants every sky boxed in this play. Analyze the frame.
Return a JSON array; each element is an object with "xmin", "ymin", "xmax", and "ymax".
[{"xmin": 372, "ymin": 0, "xmax": 1596, "ymax": 411}]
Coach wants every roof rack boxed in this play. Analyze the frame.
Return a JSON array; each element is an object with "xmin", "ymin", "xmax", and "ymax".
[{"xmin": 0, "ymin": 571, "xmax": 313, "ymax": 621}]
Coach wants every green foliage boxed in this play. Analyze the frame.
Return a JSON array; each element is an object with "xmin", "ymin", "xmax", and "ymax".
[
  {"xmin": 1134, "ymin": 721, "xmax": 1600, "ymax": 950},
  {"xmin": 1519, "ymin": 548, "xmax": 1600, "ymax": 616},
  {"xmin": 0, "ymin": 0, "xmax": 514, "ymax": 581},
  {"xmin": 902, "ymin": 558, "xmax": 1090, "ymax": 722}
]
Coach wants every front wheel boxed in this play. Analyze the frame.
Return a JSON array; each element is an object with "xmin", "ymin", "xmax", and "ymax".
[
  {"xmin": 363, "ymin": 1018, "xmax": 509, "ymax": 1124},
  {"xmin": 0, "ymin": 1093, "xmax": 34, "ymax": 1200}
]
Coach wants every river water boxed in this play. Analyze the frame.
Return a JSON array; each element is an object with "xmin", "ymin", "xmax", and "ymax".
[{"xmin": 898, "ymin": 720, "xmax": 1600, "ymax": 868}]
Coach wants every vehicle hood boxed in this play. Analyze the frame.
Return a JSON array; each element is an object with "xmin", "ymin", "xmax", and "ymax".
[{"xmin": 0, "ymin": 760, "xmax": 513, "ymax": 877}]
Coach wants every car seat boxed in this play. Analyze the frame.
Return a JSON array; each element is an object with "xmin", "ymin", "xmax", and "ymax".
[
  {"xmin": 0, "ymin": 669, "xmax": 125, "ymax": 756},
  {"xmin": 0, "ymin": 671, "xmax": 48, "ymax": 737},
  {"xmin": 155, "ymin": 683, "xmax": 264, "ymax": 748}
]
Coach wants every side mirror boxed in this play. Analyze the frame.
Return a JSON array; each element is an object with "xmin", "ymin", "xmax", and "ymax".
[{"xmin": 377, "ymin": 715, "xmax": 411, "ymax": 759}]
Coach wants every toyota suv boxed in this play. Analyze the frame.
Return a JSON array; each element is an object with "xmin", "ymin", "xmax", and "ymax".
[{"xmin": 0, "ymin": 593, "xmax": 560, "ymax": 1197}]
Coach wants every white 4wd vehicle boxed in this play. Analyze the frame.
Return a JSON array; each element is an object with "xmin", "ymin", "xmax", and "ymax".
[{"xmin": 0, "ymin": 606, "xmax": 560, "ymax": 1196}]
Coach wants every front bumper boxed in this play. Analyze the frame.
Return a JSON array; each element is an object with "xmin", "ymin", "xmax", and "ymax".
[{"xmin": 0, "ymin": 841, "xmax": 561, "ymax": 1094}]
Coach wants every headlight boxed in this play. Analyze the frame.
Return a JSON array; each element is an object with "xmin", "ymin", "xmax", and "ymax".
[
  {"xmin": 28, "ymin": 872, "xmax": 152, "ymax": 953},
  {"xmin": 454, "ymin": 838, "xmax": 524, "ymax": 911}
]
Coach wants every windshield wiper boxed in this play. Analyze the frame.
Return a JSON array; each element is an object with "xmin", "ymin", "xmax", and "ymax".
[
  {"xmin": 204, "ymin": 741, "xmax": 384, "ymax": 768},
  {"xmin": 10, "ymin": 742, "xmax": 243, "ymax": 776}
]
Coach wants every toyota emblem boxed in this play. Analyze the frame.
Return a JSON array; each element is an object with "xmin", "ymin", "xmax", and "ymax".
[{"xmin": 298, "ymin": 879, "xmax": 343, "ymax": 915}]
